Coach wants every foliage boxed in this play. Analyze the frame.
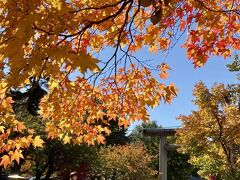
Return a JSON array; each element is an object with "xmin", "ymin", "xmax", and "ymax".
[
  {"xmin": 4, "ymin": 83, "xmax": 130, "ymax": 179},
  {"xmin": 0, "ymin": 0, "xmax": 239, "ymax": 167},
  {"xmin": 167, "ymin": 149, "xmax": 199, "ymax": 180},
  {"xmin": 177, "ymin": 82, "xmax": 240, "ymax": 179},
  {"xmin": 26, "ymin": 141, "xmax": 98, "ymax": 180},
  {"xmin": 130, "ymin": 121, "xmax": 198, "ymax": 179},
  {"xmin": 129, "ymin": 121, "xmax": 160, "ymax": 156},
  {"xmin": 227, "ymin": 54, "xmax": 240, "ymax": 79},
  {"xmin": 104, "ymin": 120, "xmax": 130, "ymax": 146},
  {"xmin": 92, "ymin": 143, "xmax": 157, "ymax": 179},
  {"xmin": 227, "ymin": 54, "xmax": 240, "ymax": 110},
  {"xmin": 0, "ymin": 83, "xmax": 45, "ymax": 169},
  {"xmin": 2, "ymin": 84, "xmax": 47, "ymax": 178},
  {"xmin": 5, "ymin": 84, "xmax": 97, "ymax": 180}
]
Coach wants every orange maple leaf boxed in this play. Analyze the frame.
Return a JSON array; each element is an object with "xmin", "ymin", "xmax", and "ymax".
[
  {"xmin": 11, "ymin": 149, "xmax": 24, "ymax": 164},
  {"xmin": 0, "ymin": 155, "xmax": 10, "ymax": 169}
]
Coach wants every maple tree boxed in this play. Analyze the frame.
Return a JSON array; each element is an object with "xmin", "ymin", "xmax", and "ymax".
[
  {"xmin": 92, "ymin": 143, "xmax": 157, "ymax": 179},
  {"xmin": 176, "ymin": 81, "xmax": 240, "ymax": 179},
  {"xmin": 0, "ymin": 0, "xmax": 239, "ymax": 168},
  {"xmin": 2, "ymin": 82, "xmax": 129, "ymax": 179},
  {"xmin": 9, "ymin": 88, "xmax": 79, "ymax": 179}
]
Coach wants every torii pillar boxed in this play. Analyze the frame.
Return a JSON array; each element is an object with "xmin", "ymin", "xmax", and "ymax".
[{"xmin": 143, "ymin": 128, "xmax": 179, "ymax": 180}]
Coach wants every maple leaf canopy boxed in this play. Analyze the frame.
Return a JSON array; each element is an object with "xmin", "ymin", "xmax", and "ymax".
[{"xmin": 0, "ymin": 0, "xmax": 239, "ymax": 167}]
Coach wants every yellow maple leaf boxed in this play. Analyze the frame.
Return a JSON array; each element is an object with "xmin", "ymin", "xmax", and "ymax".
[
  {"xmin": 33, "ymin": 136, "xmax": 44, "ymax": 148},
  {"xmin": 0, "ymin": 126, "xmax": 5, "ymax": 133},
  {"xmin": 63, "ymin": 135, "xmax": 71, "ymax": 144},
  {"xmin": 149, "ymin": 44, "xmax": 158, "ymax": 53},
  {"xmin": 72, "ymin": 51, "xmax": 100, "ymax": 73},
  {"xmin": 49, "ymin": 81, "xmax": 59, "ymax": 90},
  {"xmin": 104, "ymin": 127, "xmax": 111, "ymax": 136}
]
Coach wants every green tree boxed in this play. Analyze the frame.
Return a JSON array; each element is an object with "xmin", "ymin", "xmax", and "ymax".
[
  {"xmin": 104, "ymin": 120, "xmax": 129, "ymax": 146},
  {"xmin": 227, "ymin": 54, "xmax": 240, "ymax": 110},
  {"xmin": 129, "ymin": 121, "xmax": 160, "ymax": 156},
  {"xmin": 227, "ymin": 54, "xmax": 240, "ymax": 79}
]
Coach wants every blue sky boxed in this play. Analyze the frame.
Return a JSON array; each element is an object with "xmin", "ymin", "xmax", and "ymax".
[{"xmin": 135, "ymin": 45, "xmax": 239, "ymax": 128}]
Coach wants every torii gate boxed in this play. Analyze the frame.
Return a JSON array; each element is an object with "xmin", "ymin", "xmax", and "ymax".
[{"xmin": 143, "ymin": 128, "xmax": 179, "ymax": 180}]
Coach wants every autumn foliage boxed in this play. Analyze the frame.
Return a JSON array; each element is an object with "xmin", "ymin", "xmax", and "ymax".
[
  {"xmin": 0, "ymin": 0, "xmax": 239, "ymax": 168},
  {"xmin": 92, "ymin": 143, "xmax": 157, "ymax": 179},
  {"xmin": 177, "ymin": 82, "xmax": 240, "ymax": 179}
]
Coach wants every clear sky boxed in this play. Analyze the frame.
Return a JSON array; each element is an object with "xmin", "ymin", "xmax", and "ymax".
[{"xmin": 134, "ymin": 44, "xmax": 239, "ymax": 128}]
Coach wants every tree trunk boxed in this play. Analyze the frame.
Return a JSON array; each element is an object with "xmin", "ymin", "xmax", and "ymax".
[
  {"xmin": 11, "ymin": 159, "xmax": 25, "ymax": 174},
  {"xmin": 35, "ymin": 160, "xmax": 43, "ymax": 180},
  {"xmin": 0, "ymin": 167, "xmax": 2, "ymax": 180},
  {"xmin": 44, "ymin": 148, "xmax": 56, "ymax": 180},
  {"xmin": 44, "ymin": 164, "xmax": 54, "ymax": 180}
]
